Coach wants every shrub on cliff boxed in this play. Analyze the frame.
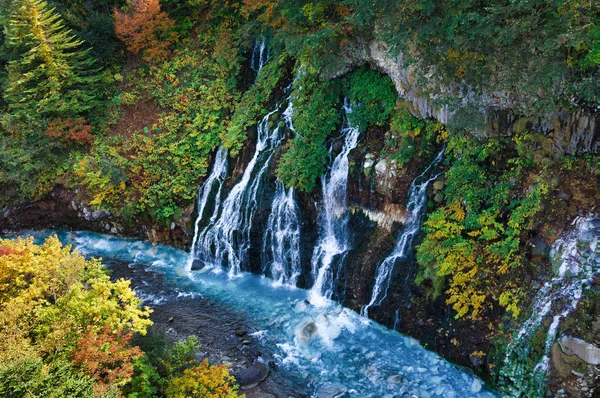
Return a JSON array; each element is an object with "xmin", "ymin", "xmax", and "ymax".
[{"xmin": 416, "ymin": 135, "xmax": 549, "ymax": 320}]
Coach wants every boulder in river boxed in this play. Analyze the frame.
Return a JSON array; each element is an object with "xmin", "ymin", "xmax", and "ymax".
[
  {"xmin": 295, "ymin": 318, "xmax": 318, "ymax": 344},
  {"xmin": 236, "ymin": 362, "xmax": 269, "ymax": 390},
  {"xmin": 315, "ymin": 383, "xmax": 348, "ymax": 398}
]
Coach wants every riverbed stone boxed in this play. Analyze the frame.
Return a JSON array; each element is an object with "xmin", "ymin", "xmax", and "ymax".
[
  {"xmin": 295, "ymin": 319, "xmax": 318, "ymax": 343},
  {"xmin": 236, "ymin": 362, "xmax": 270, "ymax": 390},
  {"xmin": 558, "ymin": 335, "xmax": 600, "ymax": 365},
  {"xmin": 387, "ymin": 375, "xmax": 402, "ymax": 383},
  {"xmin": 470, "ymin": 379, "xmax": 482, "ymax": 393},
  {"xmin": 315, "ymin": 383, "xmax": 348, "ymax": 398},
  {"xmin": 91, "ymin": 210, "xmax": 111, "ymax": 220}
]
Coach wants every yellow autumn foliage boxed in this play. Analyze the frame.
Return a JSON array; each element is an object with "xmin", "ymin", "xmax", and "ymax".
[{"xmin": 0, "ymin": 236, "xmax": 152, "ymax": 365}]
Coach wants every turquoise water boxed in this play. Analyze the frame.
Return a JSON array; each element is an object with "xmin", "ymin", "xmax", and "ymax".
[{"xmin": 13, "ymin": 230, "xmax": 499, "ymax": 398}]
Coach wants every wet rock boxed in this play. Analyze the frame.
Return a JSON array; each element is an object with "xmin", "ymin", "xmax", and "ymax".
[
  {"xmin": 295, "ymin": 319, "xmax": 318, "ymax": 343},
  {"xmin": 315, "ymin": 383, "xmax": 348, "ymax": 398},
  {"xmin": 332, "ymin": 138, "xmax": 344, "ymax": 154},
  {"xmin": 387, "ymin": 375, "xmax": 402, "ymax": 383},
  {"xmin": 530, "ymin": 236, "xmax": 549, "ymax": 259},
  {"xmin": 469, "ymin": 352, "xmax": 485, "ymax": 367},
  {"xmin": 236, "ymin": 362, "xmax": 269, "ymax": 390},
  {"xmin": 374, "ymin": 159, "xmax": 388, "ymax": 175},
  {"xmin": 571, "ymin": 370, "xmax": 584, "ymax": 377},
  {"xmin": 191, "ymin": 259, "xmax": 205, "ymax": 270},
  {"xmin": 91, "ymin": 210, "xmax": 111, "ymax": 220},
  {"xmin": 294, "ymin": 300, "xmax": 310, "ymax": 313},
  {"xmin": 235, "ymin": 329, "xmax": 247, "ymax": 337},
  {"xmin": 558, "ymin": 335, "xmax": 600, "ymax": 365},
  {"xmin": 364, "ymin": 153, "xmax": 375, "ymax": 172},
  {"xmin": 470, "ymin": 379, "xmax": 482, "ymax": 393}
]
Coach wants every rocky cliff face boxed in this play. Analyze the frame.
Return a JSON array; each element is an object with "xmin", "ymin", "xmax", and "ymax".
[{"xmin": 323, "ymin": 40, "xmax": 598, "ymax": 157}]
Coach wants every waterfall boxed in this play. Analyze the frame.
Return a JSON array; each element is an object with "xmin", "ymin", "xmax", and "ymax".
[
  {"xmin": 194, "ymin": 107, "xmax": 282, "ymax": 277},
  {"xmin": 262, "ymin": 100, "xmax": 302, "ymax": 287},
  {"xmin": 251, "ymin": 37, "xmax": 269, "ymax": 75},
  {"xmin": 499, "ymin": 216, "xmax": 598, "ymax": 397},
  {"xmin": 262, "ymin": 182, "xmax": 302, "ymax": 286},
  {"xmin": 308, "ymin": 99, "xmax": 360, "ymax": 306},
  {"xmin": 361, "ymin": 148, "xmax": 445, "ymax": 318},
  {"xmin": 187, "ymin": 38, "xmax": 280, "ymax": 277},
  {"xmin": 186, "ymin": 147, "xmax": 228, "ymax": 271}
]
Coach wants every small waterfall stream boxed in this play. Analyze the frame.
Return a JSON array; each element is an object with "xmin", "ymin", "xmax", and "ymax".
[
  {"xmin": 361, "ymin": 148, "xmax": 445, "ymax": 318},
  {"xmin": 262, "ymin": 182, "xmax": 302, "ymax": 286},
  {"xmin": 187, "ymin": 147, "xmax": 228, "ymax": 271},
  {"xmin": 262, "ymin": 100, "xmax": 302, "ymax": 287},
  {"xmin": 251, "ymin": 36, "xmax": 269, "ymax": 74},
  {"xmin": 499, "ymin": 216, "xmax": 598, "ymax": 396},
  {"xmin": 309, "ymin": 99, "xmax": 361, "ymax": 306}
]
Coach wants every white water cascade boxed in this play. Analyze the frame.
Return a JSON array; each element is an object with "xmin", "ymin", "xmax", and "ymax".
[
  {"xmin": 262, "ymin": 100, "xmax": 302, "ymax": 287},
  {"xmin": 499, "ymin": 215, "xmax": 599, "ymax": 397},
  {"xmin": 186, "ymin": 147, "xmax": 228, "ymax": 271},
  {"xmin": 194, "ymin": 107, "xmax": 283, "ymax": 277},
  {"xmin": 309, "ymin": 99, "xmax": 360, "ymax": 306},
  {"xmin": 262, "ymin": 182, "xmax": 302, "ymax": 286},
  {"xmin": 251, "ymin": 36, "xmax": 269, "ymax": 75},
  {"xmin": 361, "ymin": 148, "xmax": 445, "ymax": 318}
]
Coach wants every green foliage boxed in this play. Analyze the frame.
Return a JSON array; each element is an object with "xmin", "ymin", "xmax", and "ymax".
[
  {"xmin": 4, "ymin": 0, "xmax": 103, "ymax": 123},
  {"xmin": 381, "ymin": 103, "xmax": 446, "ymax": 168},
  {"xmin": 72, "ymin": 23, "xmax": 243, "ymax": 225},
  {"xmin": 344, "ymin": 66, "xmax": 396, "ymax": 131},
  {"xmin": 277, "ymin": 71, "xmax": 341, "ymax": 192},
  {"xmin": 416, "ymin": 135, "xmax": 549, "ymax": 319},
  {"xmin": 222, "ymin": 52, "xmax": 289, "ymax": 156},
  {"xmin": 0, "ymin": 358, "xmax": 98, "ymax": 398},
  {"xmin": 0, "ymin": 236, "xmax": 152, "ymax": 364},
  {"xmin": 244, "ymin": 0, "xmax": 598, "ymax": 113},
  {"xmin": 0, "ymin": 236, "xmax": 153, "ymax": 396},
  {"xmin": 127, "ymin": 329, "xmax": 240, "ymax": 398}
]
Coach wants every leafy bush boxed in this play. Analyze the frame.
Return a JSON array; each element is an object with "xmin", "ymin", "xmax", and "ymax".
[
  {"xmin": 277, "ymin": 72, "xmax": 341, "ymax": 192},
  {"xmin": 0, "ymin": 236, "xmax": 152, "ymax": 364},
  {"xmin": 114, "ymin": 0, "xmax": 178, "ymax": 63},
  {"xmin": 0, "ymin": 358, "xmax": 98, "ymax": 398},
  {"xmin": 381, "ymin": 103, "xmax": 446, "ymax": 168},
  {"xmin": 166, "ymin": 360, "xmax": 241, "ymax": 398},
  {"xmin": 416, "ymin": 135, "xmax": 549, "ymax": 319},
  {"xmin": 344, "ymin": 66, "xmax": 396, "ymax": 131}
]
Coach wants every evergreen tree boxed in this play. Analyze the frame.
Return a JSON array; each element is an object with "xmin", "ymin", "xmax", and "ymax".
[{"xmin": 3, "ymin": 0, "xmax": 102, "ymax": 123}]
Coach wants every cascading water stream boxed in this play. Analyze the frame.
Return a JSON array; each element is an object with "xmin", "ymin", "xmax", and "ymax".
[
  {"xmin": 186, "ymin": 147, "xmax": 228, "ymax": 271},
  {"xmin": 309, "ymin": 99, "xmax": 360, "ymax": 306},
  {"xmin": 262, "ymin": 100, "xmax": 302, "ymax": 287},
  {"xmin": 194, "ymin": 107, "xmax": 282, "ymax": 277},
  {"xmin": 262, "ymin": 182, "xmax": 302, "ymax": 286},
  {"xmin": 499, "ymin": 215, "xmax": 599, "ymax": 397},
  {"xmin": 251, "ymin": 36, "xmax": 269, "ymax": 75},
  {"xmin": 361, "ymin": 148, "xmax": 445, "ymax": 318}
]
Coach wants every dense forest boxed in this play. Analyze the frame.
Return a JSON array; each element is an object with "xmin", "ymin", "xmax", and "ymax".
[{"xmin": 0, "ymin": 0, "xmax": 598, "ymax": 396}]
